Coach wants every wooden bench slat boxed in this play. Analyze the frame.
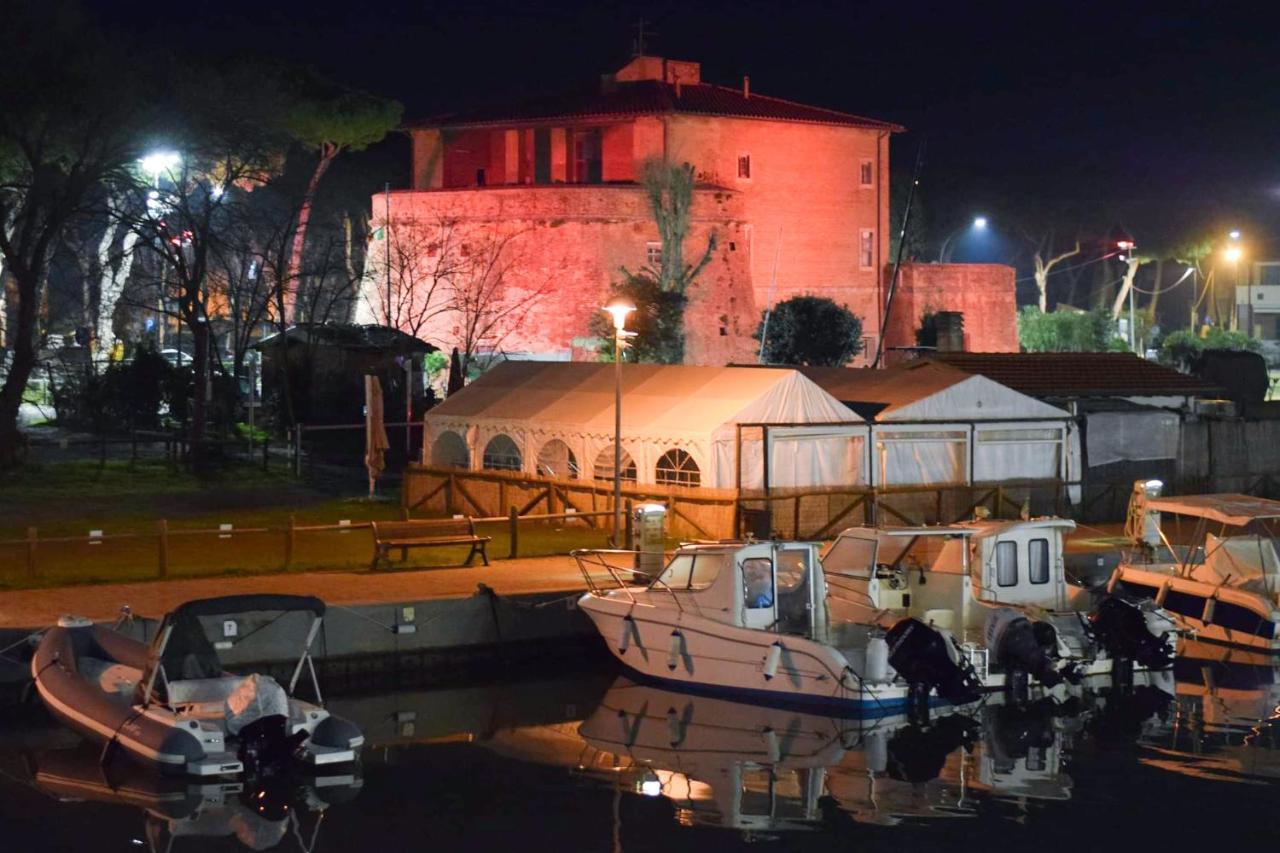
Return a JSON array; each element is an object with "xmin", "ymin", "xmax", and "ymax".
[{"xmin": 370, "ymin": 517, "xmax": 490, "ymax": 569}]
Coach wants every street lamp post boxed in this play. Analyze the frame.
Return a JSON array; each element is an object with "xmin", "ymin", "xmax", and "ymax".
[
  {"xmin": 602, "ymin": 299, "xmax": 636, "ymax": 548},
  {"xmin": 938, "ymin": 216, "xmax": 988, "ymax": 262}
]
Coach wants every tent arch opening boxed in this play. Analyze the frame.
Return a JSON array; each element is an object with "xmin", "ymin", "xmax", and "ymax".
[
  {"xmin": 431, "ymin": 430, "xmax": 470, "ymax": 469},
  {"xmin": 482, "ymin": 434, "xmax": 523, "ymax": 471}
]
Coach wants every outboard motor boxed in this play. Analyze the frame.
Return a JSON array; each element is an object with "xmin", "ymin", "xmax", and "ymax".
[
  {"xmin": 237, "ymin": 715, "xmax": 309, "ymax": 772},
  {"xmin": 885, "ymin": 618, "xmax": 984, "ymax": 707},
  {"xmin": 1087, "ymin": 597, "xmax": 1173, "ymax": 671},
  {"xmin": 985, "ymin": 608, "xmax": 1077, "ymax": 690}
]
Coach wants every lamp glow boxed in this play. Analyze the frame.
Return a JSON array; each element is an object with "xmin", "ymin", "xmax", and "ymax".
[
  {"xmin": 603, "ymin": 299, "xmax": 636, "ymax": 332},
  {"xmin": 973, "ymin": 216, "xmax": 988, "ymax": 229},
  {"xmin": 1225, "ymin": 246, "xmax": 1243, "ymax": 263},
  {"xmin": 1229, "ymin": 230, "xmax": 1242, "ymax": 241},
  {"xmin": 138, "ymin": 151, "xmax": 180, "ymax": 178}
]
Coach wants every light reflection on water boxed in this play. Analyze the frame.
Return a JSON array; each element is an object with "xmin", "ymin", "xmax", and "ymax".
[{"xmin": 4, "ymin": 651, "xmax": 1280, "ymax": 851}]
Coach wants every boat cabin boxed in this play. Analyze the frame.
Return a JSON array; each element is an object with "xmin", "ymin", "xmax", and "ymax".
[
  {"xmin": 821, "ymin": 519, "xmax": 1077, "ymax": 638},
  {"xmin": 638, "ymin": 541, "xmax": 830, "ymax": 638}
]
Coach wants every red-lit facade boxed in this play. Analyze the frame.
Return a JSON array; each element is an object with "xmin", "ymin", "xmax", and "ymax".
[{"xmin": 365, "ymin": 56, "xmax": 1014, "ymax": 363}]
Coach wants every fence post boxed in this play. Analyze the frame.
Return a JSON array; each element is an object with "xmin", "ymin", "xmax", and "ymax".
[
  {"xmin": 157, "ymin": 519, "xmax": 169, "ymax": 578},
  {"xmin": 26, "ymin": 526, "xmax": 37, "ymax": 579},
  {"xmin": 285, "ymin": 514, "xmax": 296, "ymax": 568},
  {"xmin": 624, "ymin": 499, "xmax": 634, "ymax": 550},
  {"xmin": 508, "ymin": 506, "xmax": 519, "ymax": 559},
  {"xmin": 293, "ymin": 425, "xmax": 304, "ymax": 477}
]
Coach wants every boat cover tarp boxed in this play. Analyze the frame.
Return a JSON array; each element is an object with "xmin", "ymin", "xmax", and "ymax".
[
  {"xmin": 1146, "ymin": 494, "xmax": 1280, "ymax": 526},
  {"xmin": 152, "ymin": 595, "xmax": 324, "ymax": 682},
  {"xmin": 1191, "ymin": 533, "xmax": 1280, "ymax": 593}
]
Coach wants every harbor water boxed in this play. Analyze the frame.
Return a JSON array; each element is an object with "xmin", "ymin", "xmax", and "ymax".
[{"xmin": 2, "ymin": 647, "xmax": 1278, "ymax": 852}]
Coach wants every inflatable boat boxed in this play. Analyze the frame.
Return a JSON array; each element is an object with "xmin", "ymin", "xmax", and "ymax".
[{"xmin": 32, "ymin": 594, "xmax": 363, "ymax": 777}]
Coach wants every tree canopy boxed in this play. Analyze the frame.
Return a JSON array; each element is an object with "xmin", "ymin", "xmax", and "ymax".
[{"xmin": 755, "ymin": 296, "xmax": 863, "ymax": 366}]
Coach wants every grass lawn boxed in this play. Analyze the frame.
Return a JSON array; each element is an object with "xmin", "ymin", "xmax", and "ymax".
[{"xmin": 0, "ymin": 459, "xmax": 610, "ymax": 589}]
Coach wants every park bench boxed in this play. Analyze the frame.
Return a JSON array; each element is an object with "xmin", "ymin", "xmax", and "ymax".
[{"xmin": 370, "ymin": 518, "xmax": 491, "ymax": 570}]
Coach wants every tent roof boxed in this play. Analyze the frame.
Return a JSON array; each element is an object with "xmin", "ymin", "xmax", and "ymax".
[
  {"xmin": 1146, "ymin": 493, "xmax": 1280, "ymax": 526},
  {"xmin": 427, "ymin": 362, "xmax": 863, "ymax": 440},
  {"xmin": 795, "ymin": 362, "xmax": 1071, "ymax": 422}
]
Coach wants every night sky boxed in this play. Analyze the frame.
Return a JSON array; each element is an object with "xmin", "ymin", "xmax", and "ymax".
[{"xmin": 89, "ymin": 0, "xmax": 1280, "ymax": 256}]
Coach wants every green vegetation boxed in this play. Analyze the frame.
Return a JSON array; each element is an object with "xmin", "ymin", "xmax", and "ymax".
[
  {"xmin": 756, "ymin": 296, "xmax": 864, "ymax": 366},
  {"xmin": 1017, "ymin": 306, "xmax": 1127, "ymax": 352},
  {"xmin": 592, "ymin": 273, "xmax": 688, "ymax": 364},
  {"xmin": 1158, "ymin": 327, "xmax": 1259, "ymax": 370}
]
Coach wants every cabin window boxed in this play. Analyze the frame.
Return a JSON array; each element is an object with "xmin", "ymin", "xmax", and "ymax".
[
  {"xmin": 431, "ymin": 431, "xmax": 470, "ymax": 469},
  {"xmin": 655, "ymin": 449, "xmax": 701, "ymax": 487},
  {"xmin": 776, "ymin": 549, "xmax": 810, "ymax": 593},
  {"xmin": 482, "ymin": 434, "xmax": 522, "ymax": 471},
  {"xmin": 658, "ymin": 553, "xmax": 727, "ymax": 591},
  {"xmin": 995, "ymin": 540, "xmax": 1018, "ymax": 587},
  {"xmin": 743, "ymin": 557, "xmax": 774, "ymax": 608},
  {"xmin": 1029, "ymin": 538, "xmax": 1050, "ymax": 584}
]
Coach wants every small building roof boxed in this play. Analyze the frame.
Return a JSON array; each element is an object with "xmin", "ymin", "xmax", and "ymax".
[
  {"xmin": 793, "ymin": 361, "xmax": 1071, "ymax": 422},
  {"xmin": 411, "ymin": 78, "xmax": 902, "ymax": 132},
  {"xmin": 254, "ymin": 323, "xmax": 436, "ymax": 353},
  {"xmin": 934, "ymin": 352, "xmax": 1224, "ymax": 399},
  {"xmin": 428, "ymin": 361, "xmax": 862, "ymax": 441}
]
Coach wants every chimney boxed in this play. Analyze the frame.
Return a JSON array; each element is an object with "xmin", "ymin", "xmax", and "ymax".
[{"xmin": 742, "ymin": 75, "xmax": 750, "ymax": 98}]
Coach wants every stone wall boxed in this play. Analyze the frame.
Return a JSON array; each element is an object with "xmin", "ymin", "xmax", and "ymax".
[{"xmin": 884, "ymin": 263, "xmax": 1018, "ymax": 354}]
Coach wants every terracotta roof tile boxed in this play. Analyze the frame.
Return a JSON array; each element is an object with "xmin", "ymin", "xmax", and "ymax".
[
  {"xmin": 934, "ymin": 352, "xmax": 1224, "ymax": 398},
  {"xmin": 408, "ymin": 80, "xmax": 902, "ymax": 131}
]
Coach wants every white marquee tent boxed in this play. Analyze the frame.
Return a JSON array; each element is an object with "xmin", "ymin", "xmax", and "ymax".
[{"xmin": 422, "ymin": 362, "xmax": 866, "ymax": 489}]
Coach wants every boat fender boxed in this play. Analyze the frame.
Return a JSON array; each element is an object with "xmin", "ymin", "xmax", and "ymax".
[
  {"xmin": 666, "ymin": 707, "xmax": 685, "ymax": 747},
  {"xmin": 1155, "ymin": 581, "xmax": 1170, "ymax": 607},
  {"xmin": 1201, "ymin": 597, "xmax": 1216, "ymax": 625},
  {"xmin": 762, "ymin": 727, "xmax": 780, "ymax": 763},
  {"xmin": 1106, "ymin": 571, "xmax": 1120, "ymax": 595},
  {"xmin": 763, "ymin": 642, "xmax": 783, "ymax": 680},
  {"xmin": 619, "ymin": 616, "xmax": 636, "ymax": 654},
  {"xmin": 667, "ymin": 631, "xmax": 683, "ymax": 671},
  {"xmin": 865, "ymin": 634, "xmax": 891, "ymax": 683}
]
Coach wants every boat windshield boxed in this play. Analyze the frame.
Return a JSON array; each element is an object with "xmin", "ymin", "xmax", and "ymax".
[
  {"xmin": 822, "ymin": 534, "xmax": 877, "ymax": 579},
  {"xmin": 657, "ymin": 551, "xmax": 730, "ymax": 591}
]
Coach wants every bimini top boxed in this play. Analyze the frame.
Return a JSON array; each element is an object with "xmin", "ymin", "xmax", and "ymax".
[
  {"xmin": 1146, "ymin": 494, "xmax": 1280, "ymax": 527},
  {"xmin": 165, "ymin": 594, "xmax": 325, "ymax": 621}
]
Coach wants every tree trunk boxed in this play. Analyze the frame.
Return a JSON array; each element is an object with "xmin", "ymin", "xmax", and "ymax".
[
  {"xmin": 96, "ymin": 217, "xmax": 137, "ymax": 360},
  {"xmin": 0, "ymin": 266, "xmax": 40, "ymax": 465},
  {"xmin": 283, "ymin": 146, "xmax": 337, "ymax": 325}
]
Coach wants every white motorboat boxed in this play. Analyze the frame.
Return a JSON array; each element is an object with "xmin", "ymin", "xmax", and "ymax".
[
  {"xmin": 574, "ymin": 518, "xmax": 1173, "ymax": 717},
  {"xmin": 1110, "ymin": 483, "xmax": 1280, "ymax": 651},
  {"xmin": 33, "ymin": 594, "xmax": 364, "ymax": 777}
]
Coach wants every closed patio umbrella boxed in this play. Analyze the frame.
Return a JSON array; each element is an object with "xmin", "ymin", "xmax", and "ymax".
[{"xmin": 365, "ymin": 374, "xmax": 389, "ymax": 498}]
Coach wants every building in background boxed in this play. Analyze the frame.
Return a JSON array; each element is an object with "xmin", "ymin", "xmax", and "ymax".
[{"xmin": 360, "ymin": 56, "xmax": 1016, "ymax": 366}]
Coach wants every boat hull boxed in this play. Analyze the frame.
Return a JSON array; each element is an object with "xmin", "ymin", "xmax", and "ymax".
[{"xmin": 1113, "ymin": 567, "xmax": 1280, "ymax": 652}]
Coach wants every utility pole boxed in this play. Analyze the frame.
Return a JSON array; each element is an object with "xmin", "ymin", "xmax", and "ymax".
[{"xmin": 384, "ymin": 182, "xmax": 392, "ymax": 328}]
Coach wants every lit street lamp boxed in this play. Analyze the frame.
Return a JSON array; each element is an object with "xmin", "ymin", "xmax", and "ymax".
[
  {"xmin": 938, "ymin": 216, "xmax": 988, "ymax": 262},
  {"xmin": 603, "ymin": 299, "xmax": 636, "ymax": 547},
  {"xmin": 1225, "ymin": 232, "xmax": 1247, "ymax": 334}
]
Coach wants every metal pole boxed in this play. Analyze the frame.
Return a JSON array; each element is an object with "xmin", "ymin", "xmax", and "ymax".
[
  {"xmin": 384, "ymin": 182, "xmax": 392, "ymax": 328},
  {"xmin": 613, "ymin": 327, "xmax": 623, "ymax": 548},
  {"xmin": 1128, "ymin": 270, "xmax": 1136, "ymax": 353},
  {"xmin": 405, "ymin": 358, "xmax": 414, "ymax": 460}
]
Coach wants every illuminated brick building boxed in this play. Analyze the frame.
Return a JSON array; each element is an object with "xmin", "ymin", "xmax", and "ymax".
[{"xmin": 362, "ymin": 56, "xmax": 1015, "ymax": 364}]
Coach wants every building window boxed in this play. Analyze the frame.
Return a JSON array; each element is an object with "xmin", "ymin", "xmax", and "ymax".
[
  {"xmin": 737, "ymin": 154, "xmax": 751, "ymax": 180},
  {"xmin": 859, "ymin": 229, "xmax": 875, "ymax": 270},
  {"xmin": 655, "ymin": 449, "xmax": 701, "ymax": 487},
  {"xmin": 431, "ymin": 431, "xmax": 469, "ymax": 469},
  {"xmin": 593, "ymin": 445, "xmax": 637, "ymax": 483},
  {"xmin": 482, "ymin": 434, "xmax": 522, "ymax": 471},
  {"xmin": 859, "ymin": 158, "xmax": 874, "ymax": 187},
  {"xmin": 646, "ymin": 242, "xmax": 662, "ymax": 268}
]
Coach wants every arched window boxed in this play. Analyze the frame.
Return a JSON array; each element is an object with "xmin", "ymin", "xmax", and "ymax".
[
  {"xmin": 482, "ymin": 434, "xmax": 522, "ymax": 471},
  {"xmin": 536, "ymin": 439, "xmax": 579, "ymax": 479},
  {"xmin": 655, "ymin": 449, "xmax": 700, "ymax": 487},
  {"xmin": 431, "ymin": 431, "xmax": 469, "ymax": 469},
  {"xmin": 593, "ymin": 445, "xmax": 637, "ymax": 483}
]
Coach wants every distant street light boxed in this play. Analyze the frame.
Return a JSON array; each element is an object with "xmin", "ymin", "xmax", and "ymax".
[
  {"xmin": 939, "ymin": 216, "xmax": 989, "ymax": 262},
  {"xmin": 1225, "ymin": 238, "xmax": 1248, "ymax": 334},
  {"xmin": 138, "ymin": 151, "xmax": 181, "ymax": 186},
  {"xmin": 603, "ymin": 299, "xmax": 636, "ymax": 548}
]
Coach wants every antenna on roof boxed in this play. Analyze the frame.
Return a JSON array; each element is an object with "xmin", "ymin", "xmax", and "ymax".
[{"xmin": 632, "ymin": 19, "xmax": 657, "ymax": 56}]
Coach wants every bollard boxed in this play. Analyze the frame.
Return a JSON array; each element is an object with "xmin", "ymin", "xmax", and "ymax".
[
  {"xmin": 26, "ymin": 526, "xmax": 37, "ymax": 579},
  {"xmin": 508, "ymin": 506, "xmax": 519, "ymax": 559},
  {"xmin": 157, "ymin": 519, "xmax": 169, "ymax": 578}
]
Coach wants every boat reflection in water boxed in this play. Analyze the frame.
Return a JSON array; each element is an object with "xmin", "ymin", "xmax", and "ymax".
[
  {"xmin": 28, "ymin": 744, "xmax": 360, "ymax": 852},
  {"xmin": 1139, "ymin": 639, "xmax": 1280, "ymax": 783},
  {"xmin": 481, "ymin": 673, "xmax": 1174, "ymax": 836}
]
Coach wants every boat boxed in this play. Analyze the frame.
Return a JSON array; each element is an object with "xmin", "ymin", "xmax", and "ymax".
[
  {"xmin": 32, "ymin": 594, "xmax": 363, "ymax": 777},
  {"xmin": 1109, "ymin": 483, "xmax": 1280, "ymax": 651},
  {"xmin": 574, "ymin": 518, "xmax": 1173, "ymax": 716}
]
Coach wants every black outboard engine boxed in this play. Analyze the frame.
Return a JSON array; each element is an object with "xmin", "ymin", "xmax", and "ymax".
[
  {"xmin": 886, "ymin": 618, "xmax": 984, "ymax": 707},
  {"xmin": 986, "ymin": 609, "xmax": 1073, "ymax": 689},
  {"xmin": 238, "ymin": 715, "xmax": 309, "ymax": 772},
  {"xmin": 1087, "ymin": 597, "xmax": 1173, "ymax": 671}
]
